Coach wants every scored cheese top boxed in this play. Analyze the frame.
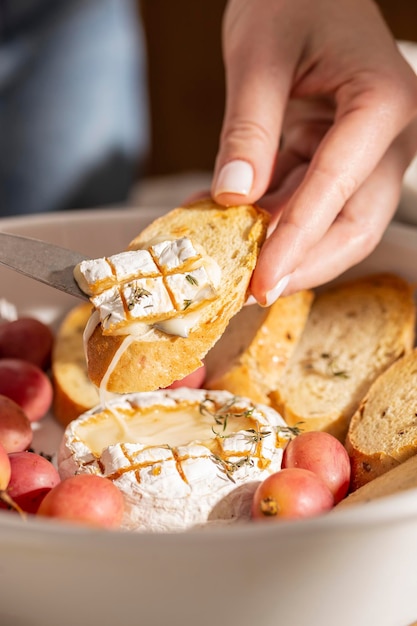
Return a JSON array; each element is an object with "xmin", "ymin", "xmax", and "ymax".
[
  {"xmin": 58, "ymin": 388, "xmax": 292, "ymax": 532},
  {"xmin": 73, "ymin": 238, "xmax": 221, "ymax": 335}
]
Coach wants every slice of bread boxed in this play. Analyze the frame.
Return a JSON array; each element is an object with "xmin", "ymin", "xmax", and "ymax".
[
  {"xmin": 204, "ymin": 290, "xmax": 314, "ymax": 405},
  {"xmin": 345, "ymin": 348, "xmax": 417, "ymax": 491},
  {"xmin": 52, "ymin": 303, "xmax": 100, "ymax": 427},
  {"xmin": 335, "ymin": 453, "xmax": 417, "ymax": 509},
  {"xmin": 268, "ymin": 273, "xmax": 416, "ymax": 442},
  {"xmin": 85, "ymin": 198, "xmax": 270, "ymax": 393}
]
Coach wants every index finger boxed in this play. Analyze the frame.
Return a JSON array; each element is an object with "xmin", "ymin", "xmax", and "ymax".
[{"xmin": 251, "ymin": 79, "xmax": 417, "ymax": 304}]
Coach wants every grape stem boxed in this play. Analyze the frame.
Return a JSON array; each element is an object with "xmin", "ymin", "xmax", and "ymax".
[{"xmin": 0, "ymin": 490, "xmax": 27, "ymax": 519}]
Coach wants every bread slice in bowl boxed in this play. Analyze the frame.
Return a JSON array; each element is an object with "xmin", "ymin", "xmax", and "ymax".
[
  {"xmin": 346, "ymin": 347, "xmax": 417, "ymax": 491},
  {"xmin": 268, "ymin": 273, "xmax": 416, "ymax": 442},
  {"xmin": 205, "ymin": 290, "xmax": 314, "ymax": 405},
  {"xmin": 52, "ymin": 303, "xmax": 101, "ymax": 427},
  {"xmin": 76, "ymin": 198, "xmax": 269, "ymax": 393},
  {"xmin": 335, "ymin": 453, "xmax": 417, "ymax": 509}
]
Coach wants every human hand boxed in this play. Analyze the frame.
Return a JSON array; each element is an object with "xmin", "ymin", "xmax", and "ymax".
[{"xmin": 212, "ymin": 0, "xmax": 417, "ymax": 304}]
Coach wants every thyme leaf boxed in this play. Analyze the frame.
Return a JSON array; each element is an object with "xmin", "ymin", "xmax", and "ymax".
[
  {"xmin": 321, "ymin": 352, "xmax": 350, "ymax": 378},
  {"xmin": 200, "ymin": 396, "xmax": 255, "ymax": 434},
  {"xmin": 302, "ymin": 352, "xmax": 350, "ymax": 379},
  {"xmin": 185, "ymin": 274, "xmax": 199, "ymax": 286}
]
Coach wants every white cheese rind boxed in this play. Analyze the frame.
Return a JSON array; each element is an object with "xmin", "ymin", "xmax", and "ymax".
[
  {"xmin": 58, "ymin": 389, "xmax": 290, "ymax": 532},
  {"xmin": 108, "ymin": 250, "xmax": 158, "ymax": 281},
  {"xmin": 150, "ymin": 238, "xmax": 199, "ymax": 271}
]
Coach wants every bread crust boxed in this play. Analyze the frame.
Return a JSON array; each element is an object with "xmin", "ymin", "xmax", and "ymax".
[
  {"xmin": 335, "ymin": 453, "xmax": 417, "ymax": 509},
  {"xmin": 85, "ymin": 198, "xmax": 269, "ymax": 393}
]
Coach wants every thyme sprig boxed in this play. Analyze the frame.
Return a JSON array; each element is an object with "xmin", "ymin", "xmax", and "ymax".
[
  {"xmin": 127, "ymin": 285, "xmax": 152, "ymax": 310},
  {"xmin": 200, "ymin": 395, "xmax": 255, "ymax": 435},
  {"xmin": 211, "ymin": 453, "xmax": 254, "ymax": 482},
  {"xmin": 211, "ymin": 425, "xmax": 272, "ymax": 444},
  {"xmin": 277, "ymin": 422, "xmax": 304, "ymax": 439},
  {"xmin": 303, "ymin": 352, "xmax": 350, "ymax": 379}
]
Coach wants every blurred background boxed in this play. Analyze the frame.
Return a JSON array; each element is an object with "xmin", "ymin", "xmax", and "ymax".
[
  {"xmin": 141, "ymin": 0, "xmax": 417, "ymax": 176},
  {"xmin": 139, "ymin": 0, "xmax": 417, "ymax": 208},
  {"xmin": 1, "ymin": 0, "xmax": 417, "ymax": 215}
]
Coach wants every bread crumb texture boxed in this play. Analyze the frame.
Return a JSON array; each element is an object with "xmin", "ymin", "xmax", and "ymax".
[{"xmin": 269, "ymin": 273, "xmax": 415, "ymax": 442}]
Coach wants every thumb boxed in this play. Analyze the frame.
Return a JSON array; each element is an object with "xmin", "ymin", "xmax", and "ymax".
[{"xmin": 212, "ymin": 10, "xmax": 297, "ymax": 206}]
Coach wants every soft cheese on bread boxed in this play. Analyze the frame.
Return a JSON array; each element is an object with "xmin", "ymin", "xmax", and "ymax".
[
  {"xmin": 58, "ymin": 388, "xmax": 292, "ymax": 531},
  {"xmin": 346, "ymin": 348, "xmax": 417, "ymax": 491},
  {"xmin": 76, "ymin": 198, "xmax": 269, "ymax": 393},
  {"xmin": 74, "ymin": 238, "xmax": 220, "ymax": 335},
  {"xmin": 269, "ymin": 273, "xmax": 416, "ymax": 442}
]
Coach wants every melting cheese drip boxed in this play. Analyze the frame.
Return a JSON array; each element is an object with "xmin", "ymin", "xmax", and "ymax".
[
  {"xmin": 98, "ymin": 335, "xmax": 136, "ymax": 439},
  {"xmin": 82, "ymin": 310, "xmax": 134, "ymax": 433}
]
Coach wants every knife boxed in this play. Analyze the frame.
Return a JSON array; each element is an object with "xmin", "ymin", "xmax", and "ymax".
[{"xmin": 0, "ymin": 231, "xmax": 89, "ymax": 300}]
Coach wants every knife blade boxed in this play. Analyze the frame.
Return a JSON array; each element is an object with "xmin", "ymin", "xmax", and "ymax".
[{"xmin": 0, "ymin": 231, "xmax": 89, "ymax": 300}]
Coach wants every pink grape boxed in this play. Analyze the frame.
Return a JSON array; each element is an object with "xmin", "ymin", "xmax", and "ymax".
[
  {"xmin": 251, "ymin": 467, "xmax": 334, "ymax": 521},
  {"xmin": 38, "ymin": 474, "xmax": 125, "ymax": 529},
  {"xmin": 0, "ymin": 358, "xmax": 53, "ymax": 422},
  {"xmin": 0, "ymin": 394, "xmax": 33, "ymax": 453},
  {"xmin": 0, "ymin": 451, "xmax": 60, "ymax": 514},
  {"xmin": 282, "ymin": 431, "xmax": 351, "ymax": 503},
  {"xmin": 0, "ymin": 317, "xmax": 54, "ymax": 370}
]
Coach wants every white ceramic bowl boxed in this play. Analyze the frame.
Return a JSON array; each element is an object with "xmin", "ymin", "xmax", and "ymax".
[{"xmin": 1, "ymin": 207, "xmax": 417, "ymax": 626}]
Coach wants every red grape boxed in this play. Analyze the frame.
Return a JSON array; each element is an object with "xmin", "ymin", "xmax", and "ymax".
[
  {"xmin": 38, "ymin": 474, "xmax": 125, "ymax": 529},
  {"xmin": 251, "ymin": 467, "xmax": 334, "ymax": 521},
  {"xmin": 0, "ymin": 317, "xmax": 54, "ymax": 369},
  {"xmin": 0, "ymin": 394, "xmax": 33, "ymax": 453},
  {"xmin": 282, "ymin": 431, "xmax": 351, "ymax": 503},
  {"xmin": 0, "ymin": 451, "xmax": 60, "ymax": 514},
  {"xmin": 0, "ymin": 358, "xmax": 53, "ymax": 422}
]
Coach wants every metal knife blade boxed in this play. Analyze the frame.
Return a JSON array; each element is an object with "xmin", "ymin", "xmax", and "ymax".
[{"xmin": 0, "ymin": 231, "xmax": 89, "ymax": 300}]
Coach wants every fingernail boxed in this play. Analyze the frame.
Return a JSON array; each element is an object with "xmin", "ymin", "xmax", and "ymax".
[
  {"xmin": 214, "ymin": 160, "xmax": 254, "ymax": 196},
  {"xmin": 244, "ymin": 294, "xmax": 257, "ymax": 307},
  {"xmin": 263, "ymin": 274, "xmax": 291, "ymax": 307}
]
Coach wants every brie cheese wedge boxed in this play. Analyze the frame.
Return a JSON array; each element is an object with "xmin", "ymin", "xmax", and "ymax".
[{"xmin": 58, "ymin": 388, "xmax": 292, "ymax": 532}]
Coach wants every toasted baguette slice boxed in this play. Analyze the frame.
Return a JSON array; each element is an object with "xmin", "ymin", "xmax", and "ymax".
[
  {"xmin": 204, "ymin": 290, "xmax": 314, "ymax": 405},
  {"xmin": 335, "ymin": 453, "xmax": 417, "ymax": 509},
  {"xmin": 86, "ymin": 198, "xmax": 269, "ymax": 393},
  {"xmin": 345, "ymin": 348, "xmax": 417, "ymax": 491},
  {"xmin": 269, "ymin": 273, "xmax": 416, "ymax": 442},
  {"xmin": 52, "ymin": 303, "xmax": 100, "ymax": 427}
]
